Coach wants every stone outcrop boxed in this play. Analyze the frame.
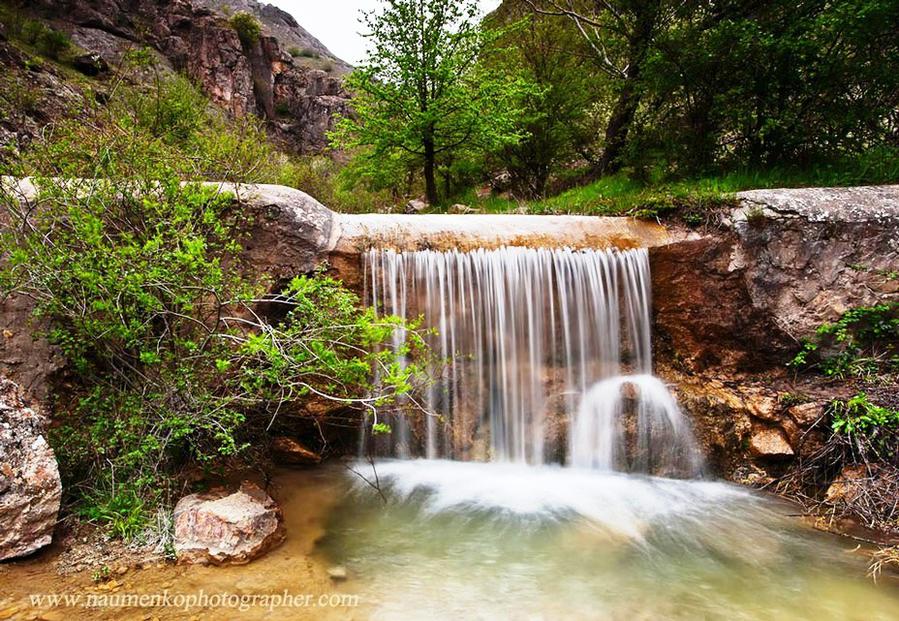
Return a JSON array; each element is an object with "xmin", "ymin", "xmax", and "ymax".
[
  {"xmin": 270, "ymin": 436, "xmax": 322, "ymax": 466},
  {"xmin": 651, "ymin": 186, "xmax": 899, "ymax": 371},
  {"xmin": 173, "ymin": 481, "xmax": 285, "ymax": 565},
  {"xmin": 30, "ymin": 0, "xmax": 351, "ymax": 154},
  {"xmin": 652, "ymin": 185, "xmax": 898, "ymax": 480},
  {"xmin": 194, "ymin": 0, "xmax": 351, "ymax": 75},
  {"xmin": 224, "ymin": 182, "xmax": 336, "ymax": 281},
  {"xmin": 0, "ymin": 377, "xmax": 62, "ymax": 561}
]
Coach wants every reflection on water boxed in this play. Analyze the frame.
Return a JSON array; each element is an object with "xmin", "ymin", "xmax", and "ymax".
[{"xmin": 316, "ymin": 460, "xmax": 899, "ymax": 621}]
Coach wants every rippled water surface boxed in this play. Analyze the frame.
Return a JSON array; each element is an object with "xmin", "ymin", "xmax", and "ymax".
[{"xmin": 315, "ymin": 460, "xmax": 899, "ymax": 621}]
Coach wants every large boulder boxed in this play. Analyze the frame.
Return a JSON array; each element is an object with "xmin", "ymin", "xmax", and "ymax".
[
  {"xmin": 173, "ymin": 481, "xmax": 285, "ymax": 565},
  {"xmin": 0, "ymin": 377, "xmax": 62, "ymax": 561},
  {"xmin": 224, "ymin": 183, "xmax": 336, "ymax": 281}
]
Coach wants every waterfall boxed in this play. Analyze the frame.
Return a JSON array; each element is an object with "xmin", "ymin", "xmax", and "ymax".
[{"xmin": 364, "ymin": 246, "xmax": 701, "ymax": 477}]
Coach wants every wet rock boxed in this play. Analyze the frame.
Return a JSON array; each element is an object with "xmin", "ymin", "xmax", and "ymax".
[
  {"xmin": 270, "ymin": 436, "xmax": 321, "ymax": 466},
  {"xmin": 71, "ymin": 53, "xmax": 109, "ymax": 76},
  {"xmin": 173, "ymin": 481, "xmax": 285, "ymax": 565},
  {"xmin": 748, "ymin": 428, "xmax": 794, "ymax": 459},
  {"xmin": 744, "ymin": 393, "xmax": 780, "ymax": 422},
  {"xmin": 0, "ymin": 377, "xmax": 62, "ymax": 561}
]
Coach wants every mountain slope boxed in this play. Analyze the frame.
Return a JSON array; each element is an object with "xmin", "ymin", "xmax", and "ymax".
[
  {"xmin": 9, "ymin": 0, "xmax": 352, "ymax": 154},
  {"xmin": 195, "ymin": 0, "xmax": 352, "ymax": 74}
]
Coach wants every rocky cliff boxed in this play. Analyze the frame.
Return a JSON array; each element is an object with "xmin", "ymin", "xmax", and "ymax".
[
  {"xmin": 26, "ymin": 0, "xmax": 351, "ymax": 154},
  {"xmin": 651, "ymin": 186, "xmax": 899, "ymax": 484}
]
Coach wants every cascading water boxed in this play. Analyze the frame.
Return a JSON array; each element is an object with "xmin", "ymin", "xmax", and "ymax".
[
  {"xmin": 308, "ymin": 245, "xmax": 899, "ymax": 621},
  {"xmin": 364, "ymin": 245, "xmax": 700, "ymax": 476}
]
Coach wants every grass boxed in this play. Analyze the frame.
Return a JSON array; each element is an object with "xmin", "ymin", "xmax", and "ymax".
[{"xmin": 454, "ymin": 148, "xmax": 899, "ymax": 218}]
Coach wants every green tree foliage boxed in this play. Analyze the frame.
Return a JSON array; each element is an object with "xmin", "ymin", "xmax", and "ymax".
[
  {"xmin": 331, "ymin": 0, "xmax": 529, "ymax": 204},
  {"xmin": 485, "ymin": 4, "xmax": 600, "ymax": 197},
  {"xmin": 637, "ymin": 0, "xmax": 899, "ymax": 174},
  {"xmin": 524, "ymin": 0, "xmax": 899, "ymax": 179}
]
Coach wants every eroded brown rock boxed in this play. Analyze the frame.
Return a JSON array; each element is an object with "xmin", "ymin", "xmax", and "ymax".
[
  {"xmin": 0, "ymin": 377, "xmax": 62, "ymax": 561},
  {"xmin": 270, "ymin": 436, "xmax": 321, "ymax": 466},
  {"xmin": 31, "ymin": 0, "xmax": 351, "ymax": 154},
  {"xmin": 749, "ymin": 428, "xmax": 794, "ymax": 459},
  {"xmin": 825, "ymin": 464, "xmax": 869, "ymax": 504},
  {"xmin": 173, "ymin": 481, "xmax": 285, "ymax": 565}
]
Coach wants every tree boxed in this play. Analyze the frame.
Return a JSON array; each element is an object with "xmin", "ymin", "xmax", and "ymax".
[
  {"xmin": 486, "ymin": 1, "xmax": 600, "ymax": 196},
  {"xmin": 332, "ymin": 0, "xmax": 527, "ymax": 204},
  {"xmin": 526, "ymin": 0, "xmax": 682, "ymax": 175}
]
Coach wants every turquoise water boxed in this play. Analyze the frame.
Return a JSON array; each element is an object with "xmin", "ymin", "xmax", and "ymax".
[{"xmin": 316, "ymin": 460, "xmax": 899, "ymax": 621}]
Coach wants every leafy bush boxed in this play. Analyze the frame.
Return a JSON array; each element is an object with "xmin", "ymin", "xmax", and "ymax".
[
  {"xmin": 790, "ymin": 302, "xmax": 899, "ymax": 378},
  {"xmin": 0, "ymin": 65, "xmax": 424, "ymax": 536},
  {"xmin": 0, "ymin": 172, "xmax": 423, "ymax": 535},
  {"xmin": 229, "ymin": 11, "xmax": 261, "ymax": 46},
  {"xmin": 17, "ymin": 19, "xmax": 71, "ymax": 59},
  {"xmin": 36, "ymin": 27, "xmax": 70, "ymax": 60},
  {"xmin": 831, "ymin": 393, "xmax": 899, "ymax": 438}
]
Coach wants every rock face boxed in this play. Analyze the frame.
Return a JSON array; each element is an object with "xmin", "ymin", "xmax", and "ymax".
[
  {"xmin": 30, "ymin": 0, "xmax": 351, "ymax": 154},
  {"xmin": 652, "ymin": 185, "xmax": 898, "ymax": 481},
  {"xmin": 228, "ymin": 182, "xmax": 337, "ymax": 281},
  {"xmin": 194, "ymin": 0, "xmax": 351, "ymax": 74},
  {"xmin": 0, "ymin": 377, "xmax": 62, "ymax": 561},
  {"xmin": 652, "ymin": 186, "xmax": 899, "ymax": 371},
  {"xmin": 173, "ymin": 481, "xmax": 285, "ymax": 565}
]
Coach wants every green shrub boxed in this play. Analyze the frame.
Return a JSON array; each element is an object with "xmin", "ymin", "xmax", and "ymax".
[
  {"xmin": 36, "ymin": 28, "xmax": 70, "ymax": 60},
  {"xmin": 20, "ymin": 19, "xmax": 45, "ymax": 44},
  {"xmin": 131, "ymin": 74, "xmax": 207, "ymax": 142},
  {"xmin": 831, "ymin": 393, "xmax": 899, "ymax": 438},
  {"xmin": 229, "ymin": 11, "xmax": 261, "ymax": 46},
  {"xmin": 790, "ymin": 302, "xmax": 899, "ymax": 378},
  {"xmin": 274, "ymin": 101, "xmax": 291, "ymax": 117},
  {"xmin": 19, "ymin": 19, "xmax": 71, "ymax": 59},
  {"xmin": 0, "ymin": 67, "xmax": 424, "ymax": 536},
  {"xmin": 0, "ymin": 172, "xmax": 423, "ymax": 536}
]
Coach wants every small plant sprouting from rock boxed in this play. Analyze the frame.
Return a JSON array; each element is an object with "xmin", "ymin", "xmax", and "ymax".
[
  {"xmin": 229, "ymin": 11, "xmax": 261, "ymax": 47},
  {"xmin": 91, "ymin": 565, "xmax": 111, "ymax": 583},
  {"xmin": 789, "ymin": 302, "xmax": 899, "ymax": 379},
  {"xmin": 831, "ymin": 393, "xmax": 899, "ymax": 440},
  {"xmin": 779, "ymin": 392, "xmax": 810, "ymax": 407}
]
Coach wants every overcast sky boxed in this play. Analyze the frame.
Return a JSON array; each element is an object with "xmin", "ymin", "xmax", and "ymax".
[{"xmin": 268, "ymin": 0, "xmax": 503, "ymax": 66}]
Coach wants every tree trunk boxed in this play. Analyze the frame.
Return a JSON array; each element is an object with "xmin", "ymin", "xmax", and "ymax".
[
  {"xmin": 598, "ymin": 79, "xmax": 641, "ymax": 174},
  {"xmin": 424, "ymin": 136, "xmax": 438, "ymax": 204},
  {"xmin": 597, "ymin": 3, "xmax": 660, "ymax": 175}
]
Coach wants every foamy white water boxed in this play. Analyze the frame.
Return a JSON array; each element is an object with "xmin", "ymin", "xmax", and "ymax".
[{"xmin": 318, "ymin": 460, "xmax": 899, "ymax": 621}]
